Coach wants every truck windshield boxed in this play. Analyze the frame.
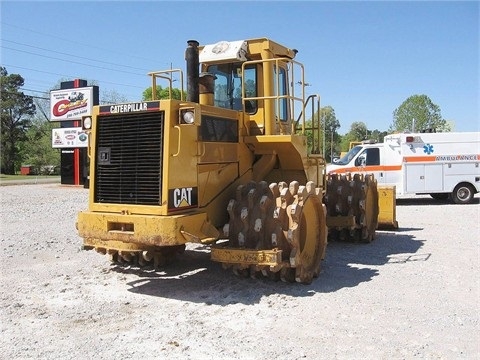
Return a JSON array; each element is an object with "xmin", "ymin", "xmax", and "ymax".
[{"xmin": 335, "ymin": 146, "xmax": 362, "ymax": 165}]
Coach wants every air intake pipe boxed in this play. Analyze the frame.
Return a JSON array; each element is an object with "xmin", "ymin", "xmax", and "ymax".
[
  {"xmin": 199, "ymin": 72, "xmax": 216, "ymax": 106},
  {"xmin": 185, "ymin": 40, "xmax": 199, "ymax": 103}
]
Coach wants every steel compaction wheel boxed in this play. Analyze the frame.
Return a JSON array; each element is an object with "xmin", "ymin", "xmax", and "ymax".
[
  {"xmin": 222, "ymin": 180, "xmax": 328, "ymax": 284},
  {"xmin": 323, "ymin": 173, "xmax": 379, "ymax": 242}
]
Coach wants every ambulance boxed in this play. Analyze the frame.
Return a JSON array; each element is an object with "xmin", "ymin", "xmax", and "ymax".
[{"xmin": 327, "ymin": 132, "xmax": 480, "ymax": 204}]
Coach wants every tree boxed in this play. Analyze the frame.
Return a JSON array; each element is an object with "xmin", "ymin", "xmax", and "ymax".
[
  {"xmin": 391, "ymin": 94, "xmax": 446, "ymax": 133},
  {"xmin": 101, "ymin": 89, "xmax": 130, "ymax": 104},
  {"xmin": 340, "ymin": 122, "xmax": 389, "ymax": 153},
  {"xmin": 142, "ymin": 86, "xmax": 184, "ymax": 101},
  {"xmin": 20, "ymin": 119, "xmax": 60, "ymax": 174},
  {"xmin": 320, "ymin": 106, "xmax": 341, "ymax": 162},
  {"xmin": 349, "ymin": 121, "xmax": 368, "ymax": 141},
  {"xmin": 1, "ymin": 67, "xmax": 36, "ymax": 174},
  {"xmin": 18, "ymin": 90, "xmax": 60, "ymax": 173},
  {"xmin": 340, "ymin": 122, "xmax": 368, "ymax": 150},
  {"xmin": 369, "ymin": 129, "xmax": 388, "ymax": 143}
]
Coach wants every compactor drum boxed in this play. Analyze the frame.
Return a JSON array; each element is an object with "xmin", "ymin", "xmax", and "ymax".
[
  {"xmin": 77, "ymin": 38, "xmax": 382, "ymax": 285},
  {"xmin": 324, "ymin": 173, "xmax": 379, "ymax": 242},
  {"xmin": 215, "ymin": 181, "xmax": 327, "ymax": 284}
]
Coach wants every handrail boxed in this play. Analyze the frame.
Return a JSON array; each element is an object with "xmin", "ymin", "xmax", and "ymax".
[
  {"xmin": 172, "ymin": 126, "xmax": 181, "ymax": 157},
  {"xmin": 295, "ymin": 94, "xmax": 322, "ymax": 155},
  {"xmin": 147, "ymin": 69, "xmax": 185, "ymax": 100},
  {"xmin": 240, "ymin": 57, "xmax": 306, "ymax": 135}
]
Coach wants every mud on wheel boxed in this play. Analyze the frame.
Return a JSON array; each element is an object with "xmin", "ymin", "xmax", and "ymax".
[
  {"xmin": 221, "ymin": 180, "xmax": 328, "ymax": 284},
  {"xmin": 323, "ymin": 173, "xmax": 379, "ymax": 243}
]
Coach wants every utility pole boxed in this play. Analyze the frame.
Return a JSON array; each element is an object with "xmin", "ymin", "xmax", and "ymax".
[{"xmin": 330, "ymin": 126, "xmax": 334, "ymax": 162}]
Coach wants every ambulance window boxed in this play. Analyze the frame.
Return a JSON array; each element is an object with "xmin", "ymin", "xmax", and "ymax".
[
  {"xmin": 365, "ymin": 148, "xmax": 380, "ymax": 166},
  {"xmin": 355, "ymin": 148, "xmax": 379, "ymax": 166}
]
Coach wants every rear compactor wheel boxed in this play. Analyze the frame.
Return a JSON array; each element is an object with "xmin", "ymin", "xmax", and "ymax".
[
  {"xmin": 219, "ymin": 180, "xmax": 328, "ymax": 284},
  {"xmin": 323, "ymin": 173, "xmax": 379, "ymax": 243}
]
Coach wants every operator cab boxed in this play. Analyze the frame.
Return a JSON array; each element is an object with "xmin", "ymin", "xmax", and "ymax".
[{"xmin": 198, "ymin": 38, "xmax": 306, "ymax": 136}]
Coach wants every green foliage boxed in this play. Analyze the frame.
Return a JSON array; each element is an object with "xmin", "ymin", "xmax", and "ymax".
[
  {"xmin": 340, "ymin": 132, "xmax": 357, "ymax": 152},
  {"xmin": 349, "ymin": 121, "xmax": 368, "ymax": 141},
  {"xmin": 340, "ymin": 122, "xmax": 389, "ymax": 153},
  {"xmin": 321, "ymin": 106, "xmax": 341, "ymax": 162},
  {"xmin": 369, "ymin": 129, "xmax": 389, "ymax": 143},
  {"xmin": 305, "ymin": 106, "xmax": 341, "ymax": 161},
  {"xmin": 1, "ymin": 67, "xmax": 36, "ymax": 174},
  {"xmin": 19, "ymin": 118, "xmax": 60, "ymax": 173},
  {"xmin": 391, "ymin": 94, "xmax": 446, "ymax": 133},
  {"xmin": 143, "ymin": 86, "xmax": 185, "ymax": 101}
]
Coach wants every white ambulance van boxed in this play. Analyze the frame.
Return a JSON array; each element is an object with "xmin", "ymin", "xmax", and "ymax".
[{"xmin": 327, "ymin": 132, "xmax": 480, "ymax": 204}]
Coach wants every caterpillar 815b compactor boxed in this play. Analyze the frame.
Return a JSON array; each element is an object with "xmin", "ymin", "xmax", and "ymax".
[{"xmin": 76, "ymin": 38, "xmax": 380, "ymax": 284}]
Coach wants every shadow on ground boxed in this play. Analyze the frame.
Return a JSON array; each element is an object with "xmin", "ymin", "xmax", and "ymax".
[
  {"xmin": 121, "ymin": 227, "xmax": 425, "ymax": 305},
  {"xmin": 396, "ymin": 196, "xmax": 479, "ymax": 206}
]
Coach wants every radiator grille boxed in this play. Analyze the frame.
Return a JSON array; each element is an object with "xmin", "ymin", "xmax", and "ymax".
[{"xmin": 94, "ymin": 111, "xmax": 164, "ymax": 205}]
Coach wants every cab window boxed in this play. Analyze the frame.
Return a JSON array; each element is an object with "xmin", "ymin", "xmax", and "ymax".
[
  {"xmin": 355, "ymin": 148, "xmax": 380, "ymax": 166},
  {"xmin": 274, "ymin": 65, "xmax": 288, "ymax": 121},
  {"xmin": 207, "ymin": 64, "xmax": 257, "ymax": 113}
]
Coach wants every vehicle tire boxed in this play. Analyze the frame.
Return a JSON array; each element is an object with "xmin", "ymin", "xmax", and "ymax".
[
  {"xmin": 429, "ymin": 193, "xmax": 449, "ymax": 201},
  {"xmin": 451, "ymin": 183, "xmax": 475, "ymax": 204}
]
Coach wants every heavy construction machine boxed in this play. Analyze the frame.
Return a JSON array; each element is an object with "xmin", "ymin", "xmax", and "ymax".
[{"xmin": 76, "ymin": 38, "xmax": 380, "ymax": 284}]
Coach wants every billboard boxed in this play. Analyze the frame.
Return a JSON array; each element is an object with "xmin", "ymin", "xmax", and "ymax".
[
  {"xmin": 50, "ymin": 87, "xmax": 94, "ymax": 121},
  {"xmin": 52, "ymin": 127, "xmax": 88, "ymax": 148}
]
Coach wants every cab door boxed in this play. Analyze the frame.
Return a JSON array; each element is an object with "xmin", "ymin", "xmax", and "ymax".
[{"xmin": 354, "ymin": 146, "xmax": 386, "ymax": 185}]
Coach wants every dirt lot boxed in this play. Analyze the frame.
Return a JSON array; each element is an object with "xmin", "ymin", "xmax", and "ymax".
[{"xmin": 1, "ymin": 184, "xmax": 479, "ymax": 359}]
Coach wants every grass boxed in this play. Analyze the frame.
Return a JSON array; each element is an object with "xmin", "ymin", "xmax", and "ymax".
[{"xmin": 0, "ymin": 174, "xmax": 59, "ymax": 181}]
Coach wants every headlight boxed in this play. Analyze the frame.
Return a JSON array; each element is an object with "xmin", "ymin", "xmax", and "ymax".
[
  {"xmin": 83, "ymin": 116, "xmax": 92, "ymax": 130},
  {"xmin": 182, "ymin": 110, "xmax": 195, "ymax": 124}
]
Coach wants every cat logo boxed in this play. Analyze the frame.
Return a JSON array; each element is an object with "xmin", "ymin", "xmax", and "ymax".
[{"xmin": 168, "ymin": 187, "xmax": 198, "ymax": 211}]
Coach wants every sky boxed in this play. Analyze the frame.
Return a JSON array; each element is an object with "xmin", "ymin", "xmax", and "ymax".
[{"xmin": 1, "ymin": 1, "xmax": 479, "ymax": 134}]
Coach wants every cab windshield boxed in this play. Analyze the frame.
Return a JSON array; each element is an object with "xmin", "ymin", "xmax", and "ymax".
[
  {"xmin": 335, "ymin": 146, "xmax": 362, "ymax": 165},
  {"xmin": 207, "ymin": 63, "xmax": 257, "ymax": 113}
]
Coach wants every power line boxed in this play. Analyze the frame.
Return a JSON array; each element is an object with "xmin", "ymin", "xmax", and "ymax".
[
  {"xmin": 3, "ymin": 64, "xmax": 147, "ymax": 90},
  {"xmin": 1, "ymin": 21, "xmax": 163, "ymax": 66},
  {"xmin": 2, "ymin": 46, "xmax": 146, "ymax": 77},
  {"xmin": 2, "ymin": 39, "xmax": 152, "ymax": 73},
  {"xmin": 2, "ymin": 90, "xmax": 49, "ymax": 100},
  {"xmin": 20, "ymin": 87, "xmax": 49, "ymax": 94},
  {"xmin": 1, "ymin": 23, "xmax": 172, "ymax": 101}
]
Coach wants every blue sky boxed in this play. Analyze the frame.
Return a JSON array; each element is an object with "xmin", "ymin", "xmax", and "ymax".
[{"xmin": 1, "ymin": 1, "xmax": 478, "ymax": 134}]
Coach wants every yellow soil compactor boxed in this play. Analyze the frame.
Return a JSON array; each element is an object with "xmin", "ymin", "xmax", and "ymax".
[{"xmin": 77, "ymin": 38, "xmax": 387, "ymax": 284}]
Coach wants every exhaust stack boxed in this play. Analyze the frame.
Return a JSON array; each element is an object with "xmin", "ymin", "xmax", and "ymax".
[{"xmin": 185, "ymin": 40, "xmax": 199, "ymax": 103}]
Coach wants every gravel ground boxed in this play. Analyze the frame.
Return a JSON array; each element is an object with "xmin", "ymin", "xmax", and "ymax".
[{"xmin": 1, "ymin": 183, "xmax": 479, "ymax": 360}]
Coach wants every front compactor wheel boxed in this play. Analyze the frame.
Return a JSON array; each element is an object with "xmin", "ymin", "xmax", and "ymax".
[
  {"xmin": 286, "ymin": 182, "xmax": 328, "ymax": 283},
  {"xmin": 221, "ymin": 181, "xmax": 327, "ymax": 284}
]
